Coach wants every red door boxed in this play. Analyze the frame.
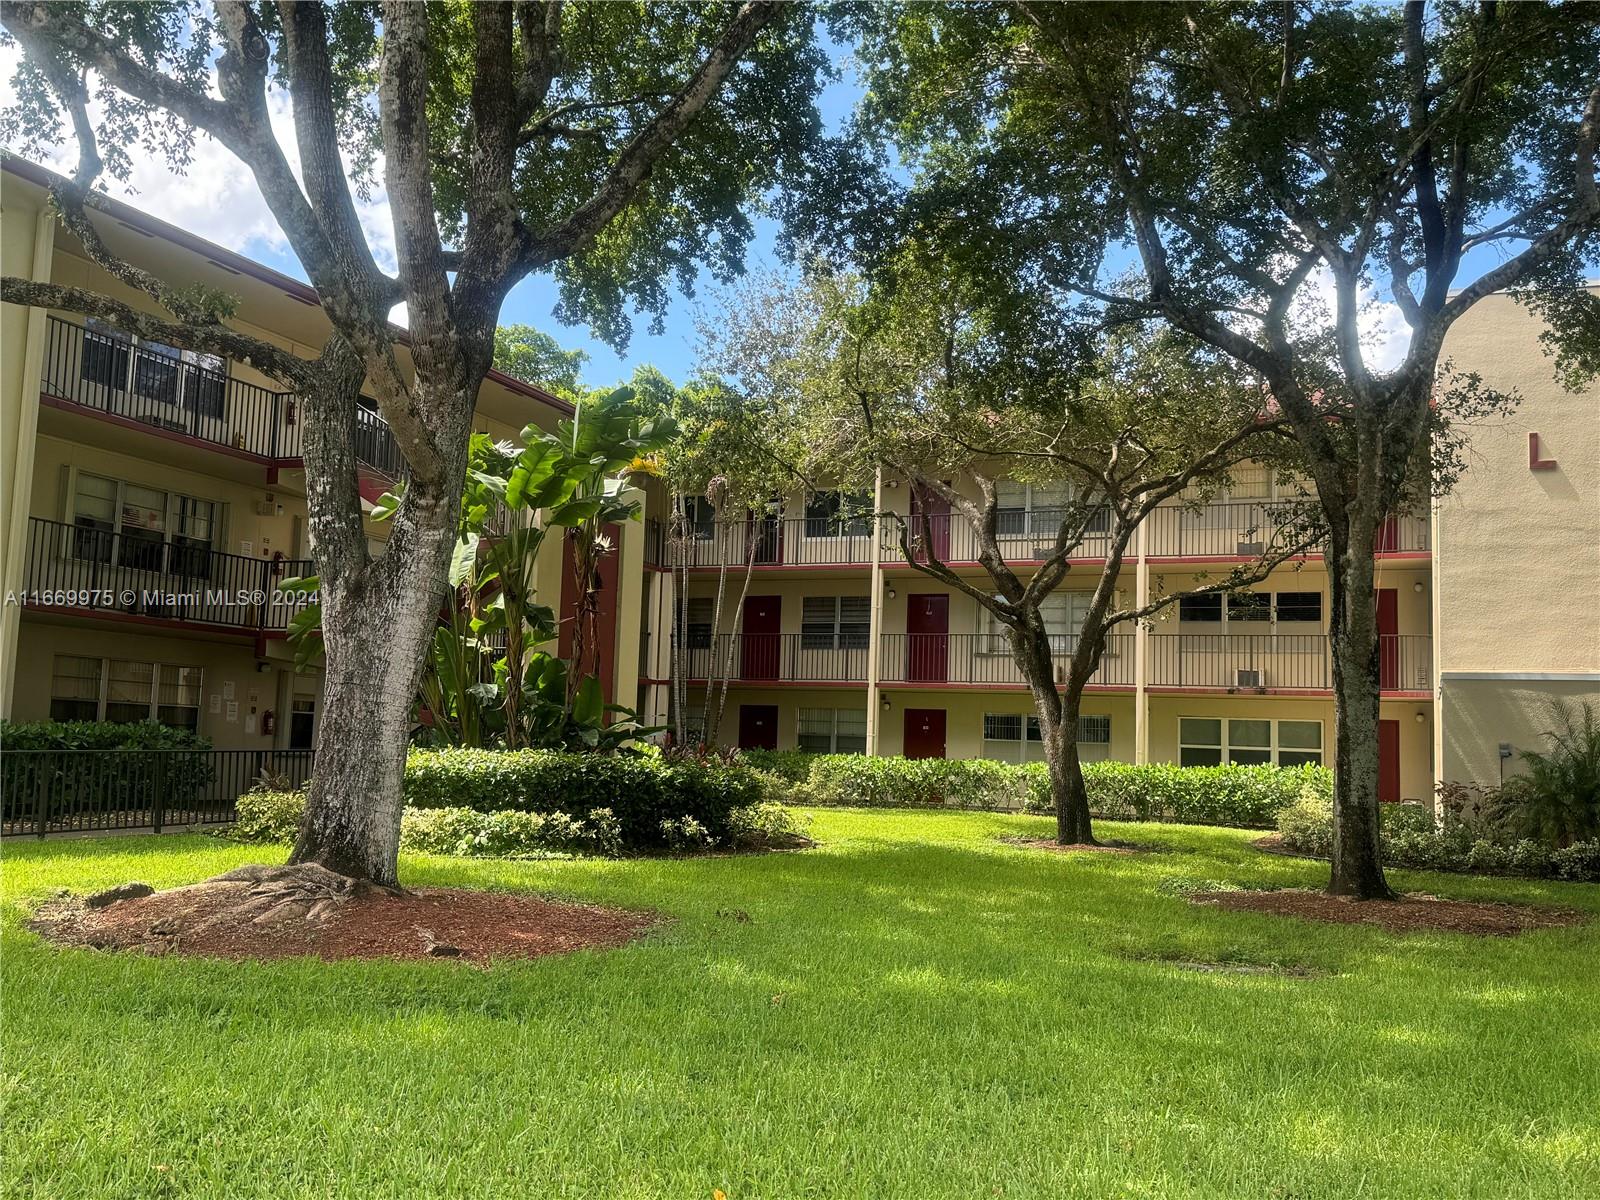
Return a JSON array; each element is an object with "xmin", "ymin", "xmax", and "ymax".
[
  {"xmin": 560, "ymin": 523, "xmax": 622, "ymax": 702},
  {"xmin": 738, "ymin": 704, "xmax": 779, "ymax": 750},
  {"xmin": 1378, "ymin": 719, "xmax": 1401, "ymax": 803},
  {"xmin": 910, "ymin": 484, "xmax": 950, "ymax": 561},
  {"xmin": 741, "ymin": 595, "xmax": 781, "ymax": 679},
  {"xmin": 1376, "ymin": 588, "xmax": 1398, "ymax": 690},
  {"xmin": 907, "ymin": 594, "xmax": 949, "ymax": 683},
  {"xmin": 903, "ymin": 708, "xmax": 947, "ymax": 759}
]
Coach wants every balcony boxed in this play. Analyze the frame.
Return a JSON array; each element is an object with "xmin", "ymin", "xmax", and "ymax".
[
  {"xmin": 21, "ymin": 516, "xmax": 314, "ymax": 633},
  {"xmin": 1144, "ymin": 501, "xmax": 1429, "ymax": 557},
  {"xmin": 667, "ymin": 628, "xmax": 1432, "ymax": 694},
  {"xmin": 878, "ymin": 632, "xmax": 1137, "ymax": 687},
  {"xmin": 665, "ymin": 500, "xmax": 1428, "ymax": 570},
  {"xmin": 40, "ymin": 316, "xmax": 402, "ymax": 477},
  {"xmin": 678, "ymin": 633, "xmax": 872, "ymax": 684}
]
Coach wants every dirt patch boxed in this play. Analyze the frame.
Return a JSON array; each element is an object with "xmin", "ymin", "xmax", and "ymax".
[
  {"xmin": 1156, "ymin": 957, "xmax": 1324, "ymax": 978},
  {"xmin": 30, "ymin": 878, "xmax": 659, "ymax": 966},
  {"xmin": 1191, "ymin": 888, "xmax": 1586, "ymax": 937},
  {"xmin": 1002, "ymin": 837, "xmax": 1147, "ymax": 855},
  {"xmin": 1251, "ymin": 833, "xmax": 1320, "ymax": 860}
]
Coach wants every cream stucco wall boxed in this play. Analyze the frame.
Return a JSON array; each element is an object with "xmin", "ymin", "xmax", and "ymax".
[{"xmin": 1433, "ymin": 289, "xmax": 1600, "ymax": 787}]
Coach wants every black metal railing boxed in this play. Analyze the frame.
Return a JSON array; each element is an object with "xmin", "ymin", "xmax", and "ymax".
[
  {"xmin": 878, "ymin": 632, "xmax": 1137, "ymax": 686},
  {"xmin": 23, "ymin": 516, "xmax": 315, "ymax": 631},
  {"xmin": 0, "ymin": 748, "xmax": 314, "ymax": 837},
  {"xmin": 1144, "ymin": 501, "xmax": 1429, "ymax": 557},
  {"xmin": 880, "ymin": 507, "xmax": 1117, "ymax": 565},
  {"xmin": 1144, "ymin": 633, "xmax": 1432, "ymax": 691},
  {"xmin": 670, "ymin": 515, "xmax": 877, "ymax": 568},
  {"xmin": 676, "ymin": 632, "xmax": 872, "ymax": 682},
  {"xmin": 41, "ymin": 315, "xmax": 402, "ymax": 476}
]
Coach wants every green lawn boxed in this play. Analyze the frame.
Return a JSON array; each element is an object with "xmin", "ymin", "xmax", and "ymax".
[{"xmin": 4, "ymin": 810, "xmax": 1597, "ymax": 1200}]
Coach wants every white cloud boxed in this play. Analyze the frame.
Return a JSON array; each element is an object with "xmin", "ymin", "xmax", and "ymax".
[
  {"xmin": 1302, "ymin": 264, "xmax": 1412, "ymax": 373},
  {"xmin": 1, "ymin": 42, "xmax": 396, "ymax": 276}
]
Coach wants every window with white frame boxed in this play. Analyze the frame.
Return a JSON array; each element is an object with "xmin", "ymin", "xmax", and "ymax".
[
  {"xmin": 797, "ymin": 707, "xmax": 868, "ymax": 753},
  {"xmin": 72, "ymin": 473, "xmax": 218, "ymax": 576},
  {"xmin": 981, "ymin": 591, "xmax": 1102, "ymax": 654},
  {"xmin": 1274, "ymin": 591, "xmax": 1323, "ymax": 624},
  {"xmin": 981, "ymin": 712, "xmax": 1111, "ymax": 763},
  {"xmin": 1179, "ymin": 589, "xmax": 1322, "ymax": 628},
  {"xmin": 803, "ymin": 490, "xmax": 872, "ymax": 538},
  {"xmin": 82, "ymin": 319, "xmax": 226, "ymax": 417},
  {"xmin": 801, "ymin": 595, "xmax": 871, "ymax": 650},
  {"xmin": 995, "ymin": 480, "xmax": 1108, "ymax": 538},
  {"xmin": 1178, "ymin": 717, "xmax": 1322, "ymax": 767},
  {"xmin": 51, "ymin": 655, "xmax": 204, "ymax": 730}
]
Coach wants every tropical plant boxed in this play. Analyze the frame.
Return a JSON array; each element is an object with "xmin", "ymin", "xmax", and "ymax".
[{"xmin": 1494, "ymin": 701, "xmax": 1600, "ymax": 847}]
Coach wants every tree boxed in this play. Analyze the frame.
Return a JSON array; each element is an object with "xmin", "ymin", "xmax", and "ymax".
[
  {"xmin": 492, "ymin": 324, "xmax": 589, "ymax": 402},
  {"xmin": 1, "ymin": 0, "xmax": 825, "ymax": 889},
  {"xmin": 699, "ymin": 263, "xmax": 1319, "ymax": 844},
  {"xmin": 827, "ymin": 1, "xmax": 1600, "ymax": 896}
]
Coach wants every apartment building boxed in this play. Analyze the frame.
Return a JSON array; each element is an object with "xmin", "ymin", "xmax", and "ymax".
[
  {"xmin": 642, "ymin": 290, "xmax": 1599, "ymax": 802},
  {"xmin": 1, "ymin": 158, "xmax": 651, "ymax": 748}
]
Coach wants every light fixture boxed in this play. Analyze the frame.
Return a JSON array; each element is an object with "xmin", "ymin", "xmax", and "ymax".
[
  {"xmin": 886, "ymin": 585, "xmax": 897, "ymax": 600},
  {"xmin": 881, "ymin": 696, "xmax": 891, "ymax": 710},
  {"xmin": 1414, "ymin": 711, "xmax": 1427, "ymax": 724},
  {"xmin": 1412, "ymin": 580, "xmax": 1425, "ymax": 593}
]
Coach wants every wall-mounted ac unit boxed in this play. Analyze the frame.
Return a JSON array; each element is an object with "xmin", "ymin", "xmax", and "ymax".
[
  {"xmin": 1236, "ymin": 540, "xmax": 1264, "ymax": 556},
  {"xmin": 1236, "ymin": 668, "xmax": 1264, "ymax": 689}
]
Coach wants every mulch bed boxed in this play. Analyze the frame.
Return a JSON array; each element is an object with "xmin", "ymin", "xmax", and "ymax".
[
  {"xmin": 30, "ymin": 886, "xmax": 660, "ymax": 966},
  {"xmin": 1002, "ymin": 837, "xmax": 1147, "ymax": 856},
  {"xmin": 1191, "ymin": 888, "xmax": 1586, "ymax": 937}
]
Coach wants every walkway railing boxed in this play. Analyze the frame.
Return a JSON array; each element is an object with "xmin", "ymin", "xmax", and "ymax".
[
  {"xmin": 1143, "ymin": 501, "xmax": 1429, "ymax": 557},
  {"xmin": 41, "ymin": 315, "xmax": 401, "ymax": 476},
  {"xmin": 0, "ymin": 748, "xmax": 314, "ymax": 837},
  {"xmin": 878, "ymin": 632, "xmax": 1138, "ymax": 687},
  {"xmin": 678, "ymin": 633, "xmax": 872, "ymax": 683},
  {"xmin": 22, "ymin": 516, "xmax": 315, "ymax": 632},
  {"xmin": 1145, "ymin": 633, "xmax": 1432, "ymax": 691}
]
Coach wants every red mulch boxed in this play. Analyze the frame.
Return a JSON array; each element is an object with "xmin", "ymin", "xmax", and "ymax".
[
  {"xmin": 1002, "ymin": 837, "xmax": 1146, "ymax": 855},
  {"xmin": 31, "ymin": 886, "xmax": 660, "ymax": 966},
  {"xmin": 1191, "ymin": 888, "xmax": 1585, "ymax": 937}
]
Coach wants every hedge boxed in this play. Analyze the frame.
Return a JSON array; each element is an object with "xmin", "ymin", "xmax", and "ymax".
[
  {"xmin": 0, "ymin": 720, "xmax": 214, "ymax": 825},
  {"xmin": 738, "ymin": 751, "xmax": 1328, "ymax": 830},
  {"xmin": 1277, "ymin": 793, "xmax": 1600, "ymax": 881},
  {"xmin": 234, "ymin": 788, "xmax": 808, "ymax": 858},
  {"xmin": 402, "ymin": 748, "xmax": 764, "ymax": 849}
]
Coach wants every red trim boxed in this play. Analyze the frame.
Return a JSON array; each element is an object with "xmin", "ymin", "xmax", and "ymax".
[
  {"xmin": 5, "ymin": 155, "xmax": 576, "ymax": 418},
  {"xmin": 1529, "ymin": 432, "xmax": 1558, "ymax": 470}
]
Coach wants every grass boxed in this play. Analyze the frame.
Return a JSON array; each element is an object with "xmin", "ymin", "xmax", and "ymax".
[{"xmin": 3, "ymin": 809, "xmax": 1598, "ymax": 1200}]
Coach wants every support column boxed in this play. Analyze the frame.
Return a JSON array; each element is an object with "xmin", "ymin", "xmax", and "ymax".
[
  {"xmin": 1134, "ymin": 520, "xmax": 1150, "ymax": 764},
  {"xmin": 865, "ymin": 467, "xmax": 885, "ymax": 756},
  {"xmin": 0, "ymin": 207, "xmax": 56, "ymax": 718}
]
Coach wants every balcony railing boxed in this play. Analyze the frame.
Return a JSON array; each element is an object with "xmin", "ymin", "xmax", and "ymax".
[
  {"xmin": 1145, "ymin": 633, "xmax": 1432, "ymax": 692},
  {"xmin": 22, "ymin": 516, "xmax": 314, "ymax": 632},
  {"xmin": 1143, "ymin": 501, "xmax": 1429, "ymax": 556},
  {"xmin": 677, "ymin": 633, "xmax": 872, "ymax": 683},
  {"xmin": 879, "ymin": 632, "xmax": 1137, "ymax": 687},
  {"xmin": 40, "ymin": 316, "xmax": 401, "ymax": 476},
  {"xmin": 666, "ymin": 501, "xmax": 1429, "ymax": 569},
  {"xmin": 667, "ymin": 628, "xmax": 1431, "ymax": 692}
]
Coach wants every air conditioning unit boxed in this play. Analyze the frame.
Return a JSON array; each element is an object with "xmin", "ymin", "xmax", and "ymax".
[
  {"xmin": 1236, "ymin": 540, "xmax": 1264, "ymax": 556},
  {"xmin": 1236, "ymin": 668, "xmax": 1264, "ymax": 689}
]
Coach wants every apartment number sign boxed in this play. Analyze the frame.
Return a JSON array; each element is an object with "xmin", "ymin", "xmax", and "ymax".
[{"xmin": 1528, "ymin": 432, "xmax": 1558, "ymax": 471}]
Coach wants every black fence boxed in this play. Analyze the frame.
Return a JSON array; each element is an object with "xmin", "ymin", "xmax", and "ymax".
[{"xmin": 1, "ymin": 748, "xmax": 314, "ymax": 837}]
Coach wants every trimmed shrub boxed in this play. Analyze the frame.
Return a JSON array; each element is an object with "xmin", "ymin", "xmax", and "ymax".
[
  {"xmin": 1, "ymin": 720, "xmax": 215, "ymax": 825},
  {"xmin": 726, "ymin": 800, "xmax": 813, "ymax": 850},
  {"xmin": 402, "ymin": 748, "xmax": 764, "ymax": 849},
  {"xmin": 752, "ymin": 752, "xmax": 1326, "ymax": 829},
  {"xmin": 401, "ymin": 806, "xmax": 619, "ymax": 858},
  {"xmin": 233, "ymin": 789, "xmax": 305, "ymax": 843},
  {"xmin": 1275, "ymin": 792, "xmax": 1600, "ymax": 881}
]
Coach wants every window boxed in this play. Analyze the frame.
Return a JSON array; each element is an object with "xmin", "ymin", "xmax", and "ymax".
[
  {"xmin": 982, "ymin": 712, "xmax": 1112, "ymax": 763},
  {"xmin": 50, "ymin": 656, "xmax": 203, "ymax": 729},
  {"xmin": 71, "ymin": 474, "xmax": 218, "ymax": 573},
  {"xmin": 801, "ymin": 595, "xmax": 870, "ymax": 650},
  {"xmin": 798, "ymin": 707, "xmax": 867, "ymax": 753},
  {"xmin": 804, "ymin": 490, "xmax": 871, "ymax": 538},
  {"xmin": 996, "ymin": 479, "xmax": 1107, "ymax": 537},
  {"xmin": 1227, "ymin": 593, "xmax": 1271, "ymax": 623},
  {"xmin": 1275, "ymin": 591, "xmax": 1323, "ymax": 624},
  {"xmin": 682, "ymin": 495, "xmax": 716, "ymax": 539},
  {"xmin": 82, "ymin": 321, "xmax": 226, "ymax": 417},
  {"xmin": 1179, "ymin": 716, "xmax": 1323, "ymax": 766},
  {"xmin": 981, "ymin": 591, "xmax": 1101, "ymax": 654},
  {"xmin": 49, "ymin": 655, "xmax": 102, "ymax": 721},
  {"xmin": 1179, "ymin": 594, "xmax": 1223, "ymax": 623},
  {"xmin": 290, "ymin": 698, "xmax": 317, "ymax": 749},
  {"xmin": 679, "ymin": 597, "xmax": 715, "ymax": 649}
]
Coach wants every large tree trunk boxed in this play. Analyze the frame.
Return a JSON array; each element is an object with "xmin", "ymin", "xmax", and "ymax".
[
  {"xmin": 1012, "ymin": 621, "xmax": 1098, "ymax": 846},
  {"xmin": 1325, "ymin": 519, "xmax": 1396, "ymax": 899}
]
